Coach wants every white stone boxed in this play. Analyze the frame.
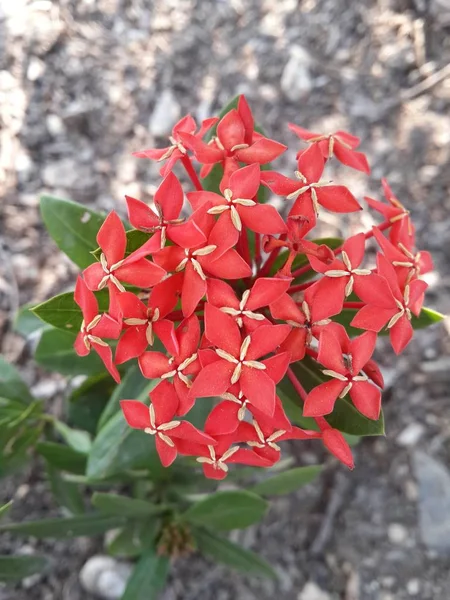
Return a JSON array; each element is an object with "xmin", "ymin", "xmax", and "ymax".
[
  {"xmin": 396, "ymin": 423, "xmax": 425, "ymax": 447},
  {"xmin": 149, "ymin": 89, "xmax": 181, "ymax": 137},
  {"xmin": 46, "ymin": 114, "xmax": 65, "ymax": 136},
  {"xmin": 387, "ymin": 523, "xmax": 408, "ymax": 545},
  {"xmin": 298, "ymin": 581, "xmax": 331, "ymax": 600},
  {"xmin": 281, "ymin": 45, "xmax": 313, "ymax": 102},
  {"xmin": 407, "ymin": 579, "xmax": 420, "ymax": 595},
  {"xmin": 26, "ymin": 57, "xmax": 46, "ymax": 81},
  {"xmin": 80, "ymin": 555, "xmax": 132, "ymax": 600}
]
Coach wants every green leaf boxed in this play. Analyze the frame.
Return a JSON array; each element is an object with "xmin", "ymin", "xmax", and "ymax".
[
  {"xmin": 13, "ymin": 305, "xmax": 48, "ymax": 337},
  {"xmin": 69, "ymin": 372, "xmax": 116, "ymax": 435},
  {"xmin": 54, "ymin": 421, "xmax": 92, "ymax": 454},
  {"xmin": 98, "ymin": 366, "xmax": 150, "ymax": 431},
  {"xmin": 122, "ymin": 550, "xmax": 169, "ymax": 600},
  {"xmin": 282, "ymin": 357, "xmax": 384, "ymax": 436},
  {"xmin": 92, "ymin": 493, "xmax": 168, "ymax": 518},
  {"xmin": 412, "ymin": 306, "xmax": 445, "ymax": 328},
  {"xmin": 107, "ymin": 519, "xmax": 160, "ymax": 558},
  {"xmin": 87, "ymin": 408, "xmax": 160, "ymax": 480},
  {"xmin": 32, "ymin": 290, "xmax": 109, "ymax": 332},
  {"xmin": 183, "ymin": 490, "xmax": 268, "ymax": 531},
  {"xmin": 35, "ymin": 329, "xmax": 106, "ymax": 376},
  {"xmin": 36, "ymin": 442, "xmax": 87, "ymax": 474},
  {"xmin": 250, "ymin": 465, "xmax": 322, "ymax": 496},
  {"xmin": 0, "ymin": 357, "xmax": 34, "ymax": 404},
  {"xmin": 47, "ymin": 465, "xmax": 85, "ymax": 515},
  {"xmin": 0, "ymin": 555, "xmax": 48, "ymax": 582},
  {"xmin": 193, "ymin": 527, "xmax": 277, "ymax": 579},
  {"xmin": 0, "ymin": 501, "xmax": 13, "ymax": 521},
  {"xmin": 40, "ymin": 195, "xmax": 105, "ymax": 269},
  {"xmin": 0, "ymin": 514, "xmax": 125, "ymax": 539}
]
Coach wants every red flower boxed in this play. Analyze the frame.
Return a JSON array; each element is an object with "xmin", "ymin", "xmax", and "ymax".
[
  {"xmin": 120, "ymin": 381, "xmax": 215, "ymax": 467},
  {"xmin": 351, "ymin": 254, "xmax": 428, "ymax": 354},
  {"xmin": 179, "ymin": 96, "xmax": 286, "ymax": 186},
  {"xmin": 270, "ymin": 285, "xmax": 336, "ymax": 362},
  {"xmin": 188, "ymin": 164, "xmax": 287, "ymax": 236},
  {"xmin": 133, "ymin": 114, "xmax": 218, "ymax": 176},
  {"xmin": 365, "ymin": 179, "xmax": 414, "ymax": 246},
  {"xmin": 206, "ymin": 276, "xmax": 291, "ymax": 331},
  {"xmin": 288, "ymin": 123, "xmax": 370, "ymax": 174},
  {"xmin": 189, "ymin": 304, "xmax": 290, "ymax": 415},
  {"xmin": 126, "ymin": 172, "xmax": 206, "ymax": 250},
  {"xmin": 115, "ymin": 274, "xmax": 181, "ymax": 364},
  {"xmin": 138, "ymin": 314, "xmax": 201, "ymax": 414},
  {"xmin": 372, "ymin": 226, "xmax": 433, "ymax": 287},
  {"xmin": 83, "ymin": 211, "xmax": 166, "ymax": 292},
  {"xmin": 308, "ymin": 233, "xmax": 372, "ymax": 315},
  {"xmin": 303, "ymin": 326, "xmax": 382, "ymax": 420},
  {"xmin": 315, "ymin": 417, "xmax": 354, "ymax": 469},
  {"xmin": 261, "ymin": 144, "xmax": 361, "ymax": 218},
  {"xmin": 73, "ymin": 276, "xmax": 121, "ymax": 383},
  {"xmin": 153, "ymin": 212, "xmax": 251, "ymax": 317}
]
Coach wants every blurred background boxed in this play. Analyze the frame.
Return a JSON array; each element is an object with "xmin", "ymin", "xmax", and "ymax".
[{"xmin": 1, "ymin": 0, "xmax": 450, "ymax": 598}]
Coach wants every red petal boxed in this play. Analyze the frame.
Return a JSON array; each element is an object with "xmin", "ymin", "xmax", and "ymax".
[
  {"xmin": 174, "ymin": 377, "xmax": 195, "ymax": 416},
  {"xmin": 262, "ymin": 352, "xmax": 290, "ymax": 383},
  {"xmin": 83, "ymin": 263, "xmax": 105, "ymax": 291},
  {"xmin": 364, "ymin": 359, "xmax": 385, "ymax": 388},
  {"xmin": 115, "ymin": 327, "xmax": 148, "ymax": 364},
  {"xmin": 317, "ymin": 328, "xmax": 346, "ymax": 373},
  {"xmin": 74, "ymin": 276, "xmax": 98, "ymax": 323},
  {"xmin": 97, "ymin": 211, "xmax": 126, "ymax": 265},
  {"xmin": 335, "ymin": 130, "xmax": 361, "ymax": 148},
  {"xmin": 133, "ymin": 147, "xmax": 170, "ymax": 161},
  {"xmin": 350, "ymin": 305, "xmax": 394, "ymax": 332},
  {"xmin": 316, "ymin": 186, "xmax": 361, "ymax": 213},
  {"xmin": 150, "ymin": 380, "xmax": 179, "ymax": 424},
  {"xmin": 177, "ymin": 314, "xmax": 201, "ymax": 360},
  {"xmin": 178, "ymin": 132, "xmax": 223, "ymax": 164},
  {"xmin": 349, "ymin": 381, "xmax": 381, "ymax": 420},
  {"xmin": 202, "ymin": 463, "xmax": 228, "ymax": 480},
  {"xmin": 120, "ymin": 400, "xmax": 151, "ymax": 429},
  {"xmin": 376, "ymin": 254, "xmax": 402, "ymax": 299},
  {"xmin": 196, "ymin": 116, "xmax": 219, "ymax": 138},
  {"xmin": 236, "ymin": 138, "xmax": 287, "ymax": 164},
  {"xmin": 322, "ymin": 429, "xmax": 354, "ymax": 469},
  {"xmin": 238, "ymin": 95, "xmax": 254, "ymax": 143},
  {"xmin": 74, "ymin": 332, "xmax": 89, "ymax": 357},
  {"xmin": 204, "ymin": 303, "xmax": 241, "ymax": 356},
  {"xmin": 342, "ymin": 233, "xmax": 366, "ymax": 268},
  {"xmin": 149, "ymin": 273, "xmax": 183, "ymax": 317},
  {"xmin": 270, "ymin": 293, "xmax": 304, "ymax": 323},
  {"xmin": 204, "ymin": 250, "xmax": 252, "ymax": 279},
  {"xmin": 168, "ymin": 220, "xmax": 206, "ymax": 249},
  {"xmin": 227, "ymin": 447, "xmax": 273, "ymax": 468},
  {"xmin": 297, "ymin": 143, "xmax": 324, "ymax": 182},
  {"xmin": 204, "ymin": 401, "xmax": 240, "ymax": 435},
  {"xmin": 260, "ymin": 171, "xmax": 299, "ymax": 196},
  {"xmin": 246, "ymin": 324, "xmax": 291, "ymax": 360},
  {"xmin": 125, "ymin": 196, "xmax": 159, "ymax": 231},
  {"xmin": 115, "ymin": 259, "xmax": 166, "ymax": 288},
  {"xmin": 173, "ymin": 114, "xmax": 196, "ymax": 135},
  {"xmin": 155, "ymin": 435, "xmax": 177, "ymax": 467},
  {"xmin": 92, "ymin": 343, "xmax": 120, "ymax": 383},
  {"xmin": 154, "ymin": 172, "xmax": 184, "ymax": 221},
  {"xmin": 350, "ymin": 331, "xmax": 377, "ymax": 374},
  {"xmin": 240, "ymin": 368, "xmax": 275, "ymax": 416},
  {"xmin": 138, "ymin": 351, "xmax": 171, "ymax": 378},
  {"xmin": 302, "ymin": 380, "xmax": 345, "ymax": 417},
  {"xmin": 279, "ymin": 329, "xmax": 307, "ymax": 362},
  {"xmin": 389, "ymin": 316, "xmax": 413, "ymax": 354},
  {"xmin": 154, "ymin": 320, "xmax": 179, "ymax": 357},
  {"xmin": 189, "ymin": 360, "xmax": 234, "ymax": 398},
  {"xmin": 228, "ymin": 163, "xmax": 260, "ymax": 199},
  {"xmin": 206, "ymin": 279, "xmax": 239, "ymax": 310},
  {"xmin": 288, "ymin": 123, "xmax": 321, "ymax": 141},
  {"xmin": 310, "ymin": 276, "xmax": 347, "ymax": 317},
  {"xmin": 170, "ymin": 421, "xmax": 216, "ymax": 445},
  {"xmin": 239, "ymin": 204, "xmax": 287, "ymax": 235},
  {"xmin": 217, "ymin": 109, "xmax": 245, "ymax": 150},
  {"xmin": 206, "ymin": 212, "xmax": 240, "ymax": 257},
  {"xmin": 118, "ymin": 291, "xmax": 147, "ymax": 319},
  {"xmin": 247, "ymin": 278, "xmax": 291, "ymax": 311},
  {"xmin": 333, "ymin": 142, "xmax": 370, "ymax": 174},
  {"xmin": 152, "ymin": 246, "xmax": 185, "ymax": 271},
  {"xmin": 353, "ymin": 272, "xmax": 396, "ymax": 308},
  {"xmin": 181, "ymin": 262, "xmax": 206, "ymax": 318}
]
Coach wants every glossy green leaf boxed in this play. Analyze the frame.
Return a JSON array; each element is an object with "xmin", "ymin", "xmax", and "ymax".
[
  {"xmin": 92, "ymin": 493, "xmax": 168, "ymax": 518},
  {"xmin": 47, "ymin": 465, "xmax": 85, "ymax": 515},
  {"xmin": 183, "ymin": 490, "xmax": 268, "ymax": 531},
  {"xmin": 0, "ymin": 357, "xmax": 34, "ymax": 404},
  {"xmin": 121, "ymin": 550, "xmax": 169, "ymax": 600},
  {"xmin": 250, "ymin": 465, "xmax": 322, "ymax": 496},
  {"xmin": 0, "ymin": 555, "xmax": 48, "ymax": 582},
  {"xmin": 35, "ymin": 329, "xmax": 105, "ymax": 376},
  {"xmin": 36, "ymin": 441, "xmax": 87, "ymax": 474},
  {"xmin": 87, "ymin": 408, "xmax": 160, "ymax": 480},
  {"xmin": 54, "ymin": 421, "xmax": 92, "ymax": 454},
  {"xmin": 107, "ymin": 519, "xmax": 160, "ymax": 558},
  {"xmin": 68, "ymin": 372, "xmax": 116, "ymax": 435},
  {"xmin": 193, "ymin": 528, "xmax": 277, "ymax": 579},
  {"xmin": 13, "ymin": 305, "xmax": 48, "ymax": 338},
  {"xmin": 0, "ymin": 514, "xmax": 125, "ymax": 539},
  {"xmin": 283, "ymin": 357, "xmax": 384, "ymax": 436},
  {"xmin": 31, "ymin": 290, "xmax": 109, "ymax": 333},
  {"xmin": 40, "ymin": 195, "xmax": 105, "ymax": 269}
]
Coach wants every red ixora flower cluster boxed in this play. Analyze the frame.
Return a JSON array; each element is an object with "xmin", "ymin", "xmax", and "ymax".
[{"xmin": 74, "ymin": 95, "xmax": 432, "ymax": 478}]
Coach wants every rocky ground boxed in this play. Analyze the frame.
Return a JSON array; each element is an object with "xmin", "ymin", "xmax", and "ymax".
[{"xmin": 1, "ymin": 0, "xmax": 450, "ymax": 598}]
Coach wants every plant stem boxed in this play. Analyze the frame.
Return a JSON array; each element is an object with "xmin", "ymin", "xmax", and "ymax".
[
  {"xmin": 342, "ymin": 301, "xmax": 365, "ymax": 309},
  {"xmin": 289, "ymin": 281, "xmax": 315, "ymax": 294},
  {"xmin": 287, "ymin": 367, "xmax": 308, "ymax": 402},
  {"xmin": 239, "ymin": 227, "xmax": 252, "ymax": 267},
  {"xmin": 254, "ymin": 233, "xmax": 262, "ymax": 268},
  {"xmin": 181, "ymin": 155, "xmax": 203, "ymax": 191}
]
